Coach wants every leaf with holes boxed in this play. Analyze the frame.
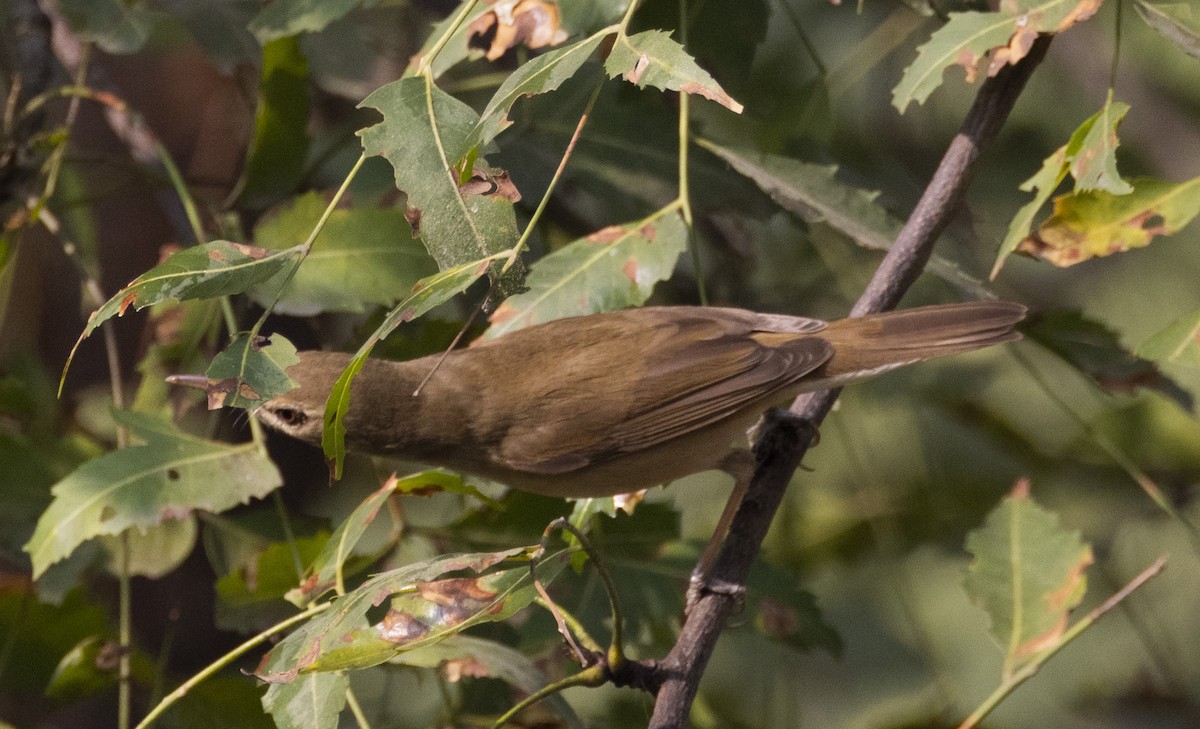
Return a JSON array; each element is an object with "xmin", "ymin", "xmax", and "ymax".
[
  {"xmin": 359, "ymin": 77, "xmax": 521, "ymax": 282},
  {"xmin": 605, "ymin": 30, "xmax": 743, "ymax": 112},
  {"xmin": 484, "ymin": 208, "xmax": 686, "ymax": 338},
  {"xmin": 24, "ymin": 410, "xmax": 282, "ymax": 578},
  {"xmin": 965, "ymin": 480, "xmax": 1093, "ymax": 677},
  {"xmin": 1017, "ymin": 176, "xmax": 1200, "ymax": 267},
  {"xmin": 893, "ymin": 0, "xmax": 1102, "ymax": 112}
]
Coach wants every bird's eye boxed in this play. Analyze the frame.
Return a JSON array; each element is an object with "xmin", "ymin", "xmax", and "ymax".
[{"xmin": 273, "ymin": 406, "xmax": 307, "ymax": 426}]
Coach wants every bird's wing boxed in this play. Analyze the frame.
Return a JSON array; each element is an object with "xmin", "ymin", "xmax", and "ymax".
[{"xmin": 494, "ymin": 308, "xmax": 832, "ymax": 474}]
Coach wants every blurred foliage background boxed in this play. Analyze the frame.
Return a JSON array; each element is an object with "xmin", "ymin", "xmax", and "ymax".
[{"xmin": 2, "ymin": 0, "xmax": 1200, "ymax": 727}]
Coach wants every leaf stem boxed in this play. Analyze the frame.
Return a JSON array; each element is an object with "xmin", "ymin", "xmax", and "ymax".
[
  {"xmin": 675, "ymin": 0, "xmax": 705, "ymax": 305},
  {"xmin": 133, "ymin": 603, "xmax": 331, "ymax": 729},
  {"xmin": 415, "ymin": 0, "xmax": 481, "ymax": 76},
  {"xmin": 500, "ymin": 77, "xmax": 604, "ymax": 275},
  {"xmin": 345, "ymin": 685, "xmax": 373, "ymax": 729}
]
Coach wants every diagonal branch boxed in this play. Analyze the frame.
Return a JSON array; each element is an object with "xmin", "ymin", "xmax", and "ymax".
[{"xmin": 646, "ymin": 35, "xmax": 1055, "ymax": 728}]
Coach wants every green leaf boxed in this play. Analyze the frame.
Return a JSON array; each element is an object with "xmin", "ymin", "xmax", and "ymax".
[
  {"xmin": 605, "ymin": 30, "xmax": 743, "ymax": 113},
  {"xmin": 45, "ymin": 636, "xmax": 117, "ymax": 703},
  {"xmin": 217, "ymin": 533, "xmax": 329, "ymax": 632},
  {"xmin": 359, "ymin": 76, "xmax": 521, "ymax": 274},
  {"xmin": 995, "ymin": 106, "xmax": 1172, "ymax": 277},
  {"xmin": 204, "ymin": 333, "xmax": 300, "ymax": 409},
  {"xmin": 262, "ymin": 670, "xmax": 348, "ymax": 729},
  {"xmin": 248, "ymin": 0, "xmax": 363, "ymax": 43},
  {"xmin": 1137, "ymin": 308, "xmax": 1200, "ymax": 368},
  {"xmin": 98, "ymin": 517, "xmax": 198, "ymax": 579},
  {"xmin": 1023, "ymin": 309, "xmax": 1193, "ymax": 412},
  {"xmin": 1019, "ymin": 176, "xmax": 1200, "ymax": 267},
  {"xmin": 397, "ymin": 635, "xmax": 584, "ymax": 728},
  {"xmin": 24, "ymin": 411, "xmax": 282, "ymax": 578},
  {"xmin": 236, "ymin": 36, "xmax": 311, "ymax": 209},
  {"xmin": 466, "ymin": 30, "xmax": 610, "ymax": 151},
  {"xmin": 1070, "ymin": 95, "xmax": 1133, "ymax": 195},
  {"xmin": 169, "ymin": 0, "xmax": 260, "ymax": 75},
  {"xmin": 249, "ymin": 192, "xmax": 437, "ymax": 315},
  {"xmin": 57, "ymin": 0, "xmax": 158, "ymax": 54},
  {"xmin": 321, "ymin": 254, "xmax": 505, "ymax": 478},
  {"xmin": 893, "ymin": 0, "xmax": 1102, "ymax": 112},
  {"xmin": 700, "ymin": 141, "xmax": 990, "ymax": 296},
  {"xmin": 63, "ymin": 240, "xmax": 305, "ymax": 390},
  {"xmin": 255, "ymin": 546, "xmax": 559, "ymax": 679},
  {"xmin": 484, "ymin": 208, "xmax": 686, "ymax": 338},
  {"xmin": 1135, "ymin": 1, "xmax": 1200, "ymax": 59},
  {"xmin": 285, "ymin": 477, "xmax": 400, "ymax": 607},
  {"xmin": 965, "ymin": 480, "xmax": 1093, "ymax": 677}
]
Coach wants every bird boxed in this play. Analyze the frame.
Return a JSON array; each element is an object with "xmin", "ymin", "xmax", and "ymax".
[{"xmin": 254, "ymin": 301, "xmax": 1025, "ymax": 497}]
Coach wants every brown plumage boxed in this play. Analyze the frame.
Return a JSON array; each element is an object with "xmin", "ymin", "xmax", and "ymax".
[{"xmin": 257, "ymin": 301, "xmax": 1024, "ymax": 497}]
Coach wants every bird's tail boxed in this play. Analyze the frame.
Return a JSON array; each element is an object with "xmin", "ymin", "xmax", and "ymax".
[{"xmin": 818, "ymin": 300, "xmax": 1026, "ymax": 382}]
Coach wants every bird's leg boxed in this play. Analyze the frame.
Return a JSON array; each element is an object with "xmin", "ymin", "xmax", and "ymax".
[
  {"xmin": 685, "ymin": 409, "xmax": 821, "ymax": 613},
  {"xmin": 686, "ymin": 448, "xmax": 755, "ymax": 612}
]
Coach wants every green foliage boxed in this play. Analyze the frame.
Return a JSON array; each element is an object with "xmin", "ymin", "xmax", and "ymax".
[
  {"xmin": 6, "ymin": 0, "xmax": 1200, "ymax": 728},
  {"xmin": 25, "ymin": 411, "xmax": 282, "ymax": 577}
]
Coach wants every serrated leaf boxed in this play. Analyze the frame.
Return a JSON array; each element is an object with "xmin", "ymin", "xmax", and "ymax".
[
  {"xmin": 965, "ymin": 480, "xmax": 1093, "ymax": 677},
  {"xmin": 1018, "ymin": 176, "xmax": 1200, "ymax": 267},
  {"xmin": 359, "ymin": 76, "xmax": 521, "ymax": 275},
  {"xmin": 1137, "ymin": 308, "xmax": 1200, "ymax": 368},
  {"xmin": 893, "ymin": 0, "xmax": 1102, "ymax": 112},
  {"xmin": 255, "ymin": 545, "xmax": 560, "ymax": 679},
  {"xmin": 322, "ymin": 253, "xmax": 507, "ymax": 478},
  {"xmin": 24, "ymin": 411, "xmax": 282, "ymax": 578},
  {"xmin": 466, "ymin": 30, "xmax": 610, "ymax": 151},
  {"xmin": 1135, "ymin": 1, "xmax": 1200, "ymax": 58},
  {"xmin": 249, "ymin": 192, "xmax": 437, "ymax": 315},
  {"xmin": 992, "ymin": 95, "xmax": 1136, "ymax": 278},
  {"xmin": 204, "ymin": 333, "xmax": 300, "ymax": 410},
  {"xmin": 701, "ymin": 142, "xmax": 990, "ymax": 296},
  {"xmin": 248, "ymin": 0, "xmax": 362, "ymax": 43},
  {"xmin": 236, "ymin": 36, "xmax": 311, "ymax": 209},
  {"xmin": 63, "ymin": 240, "xmax": 304, "ymax": 390},
  {"xmin": 1023, "ymin": 309, "xmax": 1194, "ymax": 412},
  {"xmin": 604, "ymin": 30, "xmax": 744, "ymax": 112},
  {"xmin": 484, "ymin": 208, "xmax": 686, "ymax": 338}
]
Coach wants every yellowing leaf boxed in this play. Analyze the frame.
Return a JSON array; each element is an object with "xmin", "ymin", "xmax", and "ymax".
[
  {"xmin": 965, "ymin": 480, "xmax": 1093, "ymax": 678},
  {"xmin": 1018, "ymin": 176, "xmax": 1200, "ymax": 267},
  {"xmin": 991, "ymin": 94, "xmax": 1132, "ymax": 278},
  {"xmin": 893, "ymin": 0, "xmax": 1102, "ymax": 112}
]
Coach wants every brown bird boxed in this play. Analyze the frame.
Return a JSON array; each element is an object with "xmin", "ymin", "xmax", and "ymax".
[{"xmin": 255, "ymin": 301, "xmax": 1025, "ymax": 497}]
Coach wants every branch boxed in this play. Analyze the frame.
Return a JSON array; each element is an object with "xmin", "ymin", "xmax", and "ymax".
[{"xmin": 648, "ymin": 35, "xmax": 1054, "ymax": 728}]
